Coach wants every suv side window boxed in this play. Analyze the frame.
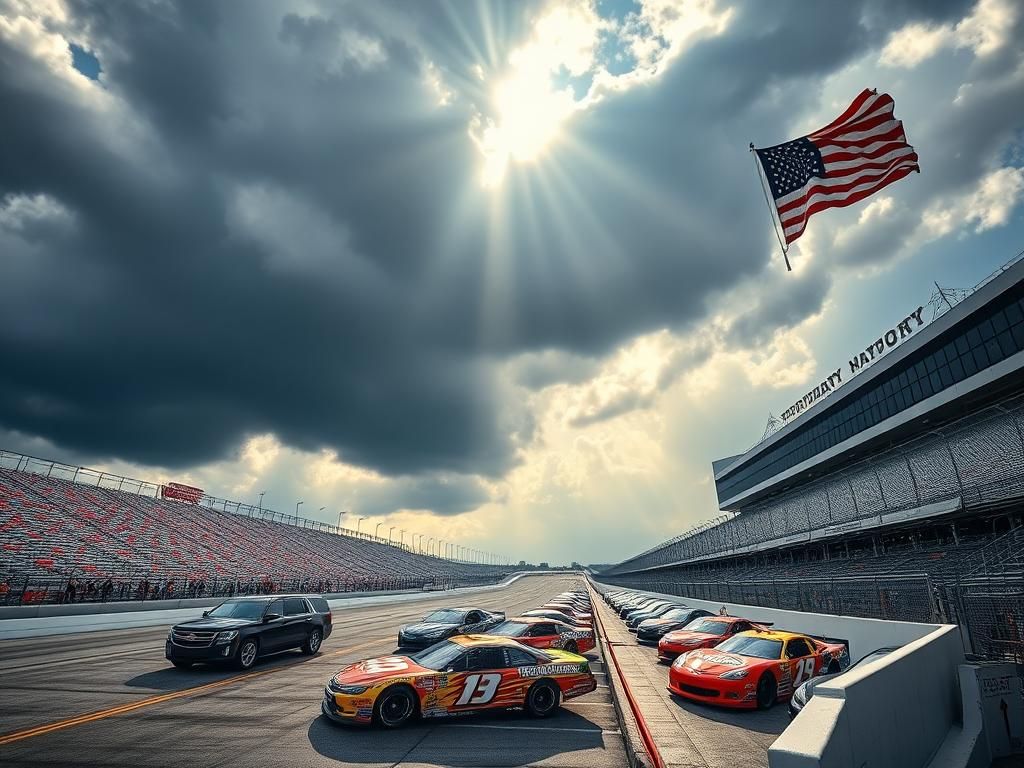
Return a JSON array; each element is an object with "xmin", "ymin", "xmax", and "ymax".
[
  {"xmin": 265, "ymin": 599, "xmax": 285, "ymax": 618},
  {"xmin": 309, "ymin": 597, "xmax": 329, "ymax": 613},
  {"xmin": 283, "ymin": 598, "xmax": 308, "ymax": 616}
]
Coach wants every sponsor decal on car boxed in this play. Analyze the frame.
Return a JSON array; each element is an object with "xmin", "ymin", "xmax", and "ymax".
[
  {"xmin": 517, "ymin": 663, "xmax": 585, "ymax": 678},
  {"xmin": 561, "ymin": 630, "xmax": 590, "ymax": 640},
  {"xmin": 693, "ymin": 653, "xmax": 742, "ymax": 667}
]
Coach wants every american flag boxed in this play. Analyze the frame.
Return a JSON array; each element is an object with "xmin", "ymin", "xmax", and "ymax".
[{"xmin": 755, "ymin": 89, "xmax": 919, "ymax": 245}]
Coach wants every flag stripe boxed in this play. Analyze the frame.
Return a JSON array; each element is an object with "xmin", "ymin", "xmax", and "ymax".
[
  {"xmin": 779, "ymin": 156, "xmax": 919, "ymax": 220},
  {"xmin": 808, "ymin": 88, "xmax": 878, "ymax": 138},
  {"xmin": 782, "ymin": 165, "xmax": 918, "ymax": 242}
]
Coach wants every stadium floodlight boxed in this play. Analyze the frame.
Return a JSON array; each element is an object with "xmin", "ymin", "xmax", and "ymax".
[
  {"xmin": 295, "ymin": 501, "xmax": 304, "ymax": 516},
  {"xmin": 375, "ymin": 522, "xmax": 383, "ymax": 537},
  {"xmin": 356, "ymin": 516, "xmax": 367, "ymax": 533},
  {"xmin": 389, "ymin": 525, "xmax": 396, "ymax": 543},
  {"xmin": 257, "ymin": 491, "xmax": 265, "ymax": 511}
]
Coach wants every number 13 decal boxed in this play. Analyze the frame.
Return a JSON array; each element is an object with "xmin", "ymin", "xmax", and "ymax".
[
  {"xmin": 455, "ymin": 673, "xmax": 502, "ymax": 705},
  {"xmin": 793, "ymin": 657, "xmax": 815, "ymax": 686}
]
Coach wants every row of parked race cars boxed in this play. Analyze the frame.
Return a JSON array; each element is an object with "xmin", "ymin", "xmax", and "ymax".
[
  {"xmin": 165, "ymin": 588, "xmax": 601, "ymax": 728},
  {"xmin": 600, "ymin": 589, "xmax": 898, "ymax": 716}
]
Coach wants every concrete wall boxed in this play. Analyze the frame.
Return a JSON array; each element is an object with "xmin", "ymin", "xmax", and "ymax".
[
  {"xmin": 769, "ymin": 625, "xmax": 965, "ymax": 768},
  {"xmin": 0, "ymin": 571, "xmax": 559, "ymax": 640},
  {"xmin": 592, "ymin": 581, "xmax": 968, "ymax": 768}
]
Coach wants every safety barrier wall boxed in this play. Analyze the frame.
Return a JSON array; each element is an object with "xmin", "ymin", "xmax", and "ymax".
[
  {"xmin": 0, "ymin": 571, "xmax": 561, "ymax": 640},
  {"xmin": 768, "ymin": 625, "xmax": 966, "ymax": 768}
]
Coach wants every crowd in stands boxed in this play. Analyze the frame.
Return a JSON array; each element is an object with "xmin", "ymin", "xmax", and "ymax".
[{"xmin": 0, "ymin": 466, "xmax": 509, "ymax": 605}]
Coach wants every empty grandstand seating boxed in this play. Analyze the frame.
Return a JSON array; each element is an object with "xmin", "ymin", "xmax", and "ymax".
[{"xmin": 0, "ymin": 465, "xmax": 508, "ymax": 600}]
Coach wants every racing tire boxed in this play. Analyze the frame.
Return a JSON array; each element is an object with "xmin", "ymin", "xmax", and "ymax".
[
  {"xmin": 302, "ymin": 628, "xmax": 323, "ymax": 656},
  {"xmin": 826, "ymin": 661, "xmax": 841, "ymax": 674},
  {"xmin": 563, "ymin": 640, "xmax": 579, "ymax": 654},
  {"xmin": 171, "ymin": 660, "xmax": 193, "ymax": 669},
  {"xmin": 374, "ymin": 685, "xmax": 417, "ymax": 729},
  {"xmin": 755, "ymin": 672, "xmax": 777, "ymax": 710},
  {"xmin": 234, "ymin": 638, "xmax": 259, "ymax": 670},
  {"xmin": 526, "ymin": 680, "xmax": 560, "ymax": 718}
]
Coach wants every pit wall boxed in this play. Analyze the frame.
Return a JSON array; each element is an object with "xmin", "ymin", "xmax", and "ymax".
[
  {"xmin": 0, "ymin": 571, "xmax": 558, "ymax": 640},
  {"xmin": 592, "ymin": 580, "xmax": 967, "ymax": 768}
]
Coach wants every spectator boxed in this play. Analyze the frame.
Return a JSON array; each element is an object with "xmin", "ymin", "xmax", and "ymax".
[
  {"xmin": 101, "ymin": 578, "xmax": 113, "ymax": 601},
  {"xmin": 65, "ymin": 577, "xmax": 78, "ymax": 604}
]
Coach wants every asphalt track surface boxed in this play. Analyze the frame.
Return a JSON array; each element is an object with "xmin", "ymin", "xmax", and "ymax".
[{"xmin": 0, "ymin": 575, "xmax": 626, "ymax": 768}]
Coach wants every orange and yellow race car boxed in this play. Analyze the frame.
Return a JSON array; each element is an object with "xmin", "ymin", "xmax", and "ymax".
[
  {"xmin": 322, "ymin": 635, "xmax": 597, "ymax": 727},
  {"xmin": 668, "ymin": 629, "xmax": 850, "ymax": 710},
  {"xmin": 657, "ymin": 616, "xmax": 768, "ymax": 662},
  {"xmin": 487, "ymin": 616, "xmax": 596, "ymax": 654}
]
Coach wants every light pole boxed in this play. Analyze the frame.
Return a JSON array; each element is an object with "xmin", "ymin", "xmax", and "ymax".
[
  {"xmin": 428, "ymin": 537, "xmax": 435, "ymax": 556},
  {"xmin": 389, "ymin": 526, "xmax": 396, "ymax": 543},
  {"xmin": 257, "ymin": 491, "xmax": 265, "ymax": 511},
  {"xmin": 400, "ymin": 529, "xmax": 407, "ymax": 548},
  {"xmin": 375, "ymin": 522, "xmax": 384, "ymax": 538},
  {"xmin": 412, "ymin": 533, "xmax": 421, "ymax": 551},
  {"xmin": 295, "ymin": 501, "xmax": 304, "ymax": 518},
  {"xmin": 357, "ymin": 516, "xmax": 367, "ymax": 533}
]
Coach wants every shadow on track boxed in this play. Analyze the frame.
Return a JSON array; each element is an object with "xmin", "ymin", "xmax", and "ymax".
[
  {"xmin": 124, "ymin": 649, "xmax": 317, "ymax": 690},
  {"xmin": 667, "ymin": 691, "xmax": 790, "ymax": 736},
  {"xmin": 308, "ymin": 707, "xmax": 606, "ymax": 766}
]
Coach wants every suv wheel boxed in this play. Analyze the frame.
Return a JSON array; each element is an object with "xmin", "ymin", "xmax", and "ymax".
[
  {"xmin": 235, "ymin": 638, "xmax": 259, "ymax": 670},
  {"xmin": 302, "ymin": 628, "xmax": 323, "ymax": 655}
]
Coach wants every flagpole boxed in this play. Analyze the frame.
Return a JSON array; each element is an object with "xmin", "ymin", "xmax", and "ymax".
[{"xmin": 749, "ymin": 142, "xmax": 792, "ymax": 272}]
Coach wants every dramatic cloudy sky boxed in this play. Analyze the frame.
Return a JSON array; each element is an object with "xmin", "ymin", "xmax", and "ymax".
[{"xmin": 2, "ymin": 0, "xmax": 1023, "ymax": 565}]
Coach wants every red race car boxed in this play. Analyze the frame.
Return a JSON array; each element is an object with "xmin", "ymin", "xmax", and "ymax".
[
  {"xmin": 668, "ymin": 629, "xmax": 850, "ymax": 710},
  {"xmin": 658, "ymin": 616, "xmax": 768, "ymax": 662},
  {"xmin": 487, "ymin": 616, "xmax": 595, "ymax": 654}
]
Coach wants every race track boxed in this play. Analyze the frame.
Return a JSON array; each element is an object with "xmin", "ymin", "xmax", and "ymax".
[{"xmin": 0, "ymin": 575, "xmax": 626, "ymax": 768}]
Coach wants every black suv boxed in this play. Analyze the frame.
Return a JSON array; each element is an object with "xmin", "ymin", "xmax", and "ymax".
[{"xmin": 166, "ymin": 594, "xmax": 332, "ymax": 670}]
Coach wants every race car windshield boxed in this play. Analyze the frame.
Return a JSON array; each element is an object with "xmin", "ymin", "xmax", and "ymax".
[
  {"xmin": 410, "ymin": 640, "xmax": 466, "ymax": 671},
  {"xmin": 716, "ymin": 635, "xmax": 783, "ymax": 659},
  {"xmin": 422, "ymin": 609, "xmax": 466, "ymax": 623},
  {"xmin": 490, "ymin": 621, "xmax": 530, "ymax": 637},
  {"xmin": 683, "ymin": 619, "xmax": 730, "ymax": 635},
  {"xmin": 206, "ymin": 601, "xmax": 267, "ymax": 620}
]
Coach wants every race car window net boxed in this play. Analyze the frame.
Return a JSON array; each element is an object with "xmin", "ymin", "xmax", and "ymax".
[
  {"xmin": 716, "ymin": 636, "xmax": 783, "ymax": 659},
  {"xmin": 207, "ymin": 601, "xmax": 268, "ymax": 620},
  {"xmin": 467, "ymin": 648, "xmax": 506, "ymax": 670},
  {"xmin": 423, "ymin": 609, "xmax": 466, "ymax": 623},
  {"xmin": 505, "ymin": 648, "xmax": 538, "ymax": 667},
  {"xmin": 684, "ymin": 619, "xmax": 731, "ymax": 635},
  {"xmin": 411, "ymin": 641, "xmax": 466, "ymax": 671},
  {"xmin": 490, "ymin": 621, "xmax": 530, "ymax": 637},
  {"xmin": 786, "ymin": 639, "xmax": 813, "ymax": 658}
]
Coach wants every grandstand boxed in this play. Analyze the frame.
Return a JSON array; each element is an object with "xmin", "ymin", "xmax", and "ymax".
[
  {"xmin": 603, "ymin": 252, "xmax": 1024, "ymax": 667},
  {"xmin": 0, "ymin": 453, "xmax": 510, "ymax": 604}
]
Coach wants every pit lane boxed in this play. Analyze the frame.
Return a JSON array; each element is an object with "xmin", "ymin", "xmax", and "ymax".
[{"xmin": 0, "ymin": 575, "xmax": 624, "ymax": 768}]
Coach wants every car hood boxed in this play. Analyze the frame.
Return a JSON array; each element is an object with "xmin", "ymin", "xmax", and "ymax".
[
  {"xmin": 400, "ymin": 622, "xmax": 457, "ymax": 636},
  {"xmin": 638, "ymin": 617, "xmax": 681, "ymax": 629},
  {"xmin": 173, "ymin": 617, "xmax": 255, "ymax": 631},
  {"xmin": 662, "ymin": 630, "xmax": 719, "ymax": 646},
  {"xmin": 332, "ymin": 656, "xmax": 433, "ymax": 686},
  {"xmin": 678, "ymin": 648, "xmax": 758, "ymax": 676}
]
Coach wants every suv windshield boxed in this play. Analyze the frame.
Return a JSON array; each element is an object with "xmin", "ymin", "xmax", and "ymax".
[
  {"xmin": 716, "ymin": 635, "xmax": 783, "ymax": 659},
  {"xmin": 490, "ymin": 621, "xmax": 530, "ymax": 637},
  {"xmin": 411, "ymin": 640, "xmax": 466, "ymax": 670},
  {"xmin": 206, "ymin": 601, "xmax": 267, "ymax": 620},
  {"xmin": 422, "ymin": 609, "xmax": 466, "ymax": 623}
]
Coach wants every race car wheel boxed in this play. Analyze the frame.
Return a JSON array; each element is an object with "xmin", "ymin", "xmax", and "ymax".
[
  {"xmin": 564, "ymin": 640, "xmax": 579, "ymax": 654},
  {"xmin": 375, "ymin": 685, "xmax": 417, "ymax": 728},
  {"xmin": 302, "ymin": 628, "xmax": 323, "ymax": 655},
  {"xmin": 171, "ymin": 660, "xmax": 193, "ymax": 669},
  {"xmin": 235, "ymin": 639, "xmax": 259, "ymax": 670},
  {"xmin": 526, "ymin": 680, "xmax": 560, "ymax": 718},
  {"xmin": 826, "ymin": 660, "xmax": 841, "ymax": 674},
  {"xmin": 756, "ymin": 672, "xmax": 777, "ymax": 710}
]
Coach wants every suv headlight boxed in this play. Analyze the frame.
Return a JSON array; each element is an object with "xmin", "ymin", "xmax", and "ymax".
[
  {"xmin": 215, "ymin": 630, "xmax": 239, "ymax": 644},
  {"xmin": 719, "ymin": 669, "xmax": 750, "ymax": 680}
]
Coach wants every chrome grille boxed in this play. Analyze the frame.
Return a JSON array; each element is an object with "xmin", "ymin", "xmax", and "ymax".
[{"xmin": 171, "ymin": 629, "xmax": 217, "ymax": 647}]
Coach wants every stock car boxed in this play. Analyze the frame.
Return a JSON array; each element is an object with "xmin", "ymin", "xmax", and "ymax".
[
  {"xmin": 668, "ymin": 629, "xmax": 850, "ymax": 709},
  {"xmin": 542, "ymin": 602, "xmax": 592, "ymax": 622},
  {"xmin": 487, "ymin": 616, "xmax": 596, "ymax": 654},
  {"xmin": 635, "ymin": 607, "xmax": 715, "ymax": 643},
  {"xmin": 625, "ymin": 602, "xmax": 687, "ymax": 629},
  {"xmin": 789, "ymin": 646, "xmax": 900, "ymax": 718},
  {"xmin": 322, "ymin": 635, "xmax": 597, "ymax": 727},
  {"xmin": 657, "ymin": 616, "xmax": 768, "ymax": 661},
  {"xmin": 521, "ymin": 608, "xmax": 591, "ymax": 627},
  {"xmin": 397, "ymin": 607, "xmax": 505, "ymax": 650}
]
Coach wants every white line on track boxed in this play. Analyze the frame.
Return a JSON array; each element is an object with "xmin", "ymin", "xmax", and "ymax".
[{"xmin": 443, "ymin": 723, "xmax": 621, "ymax": 735}]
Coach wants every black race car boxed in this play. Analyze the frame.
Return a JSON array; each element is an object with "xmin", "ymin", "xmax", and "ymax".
[{"xmin": 397, "ymin": 607, "xmax": 505, "ymax": 650}]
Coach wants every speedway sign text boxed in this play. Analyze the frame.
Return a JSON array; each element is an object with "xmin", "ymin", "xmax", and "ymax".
[{"xmin": 781, "ymin": 306, "xmax": 925, "ymax": 423}]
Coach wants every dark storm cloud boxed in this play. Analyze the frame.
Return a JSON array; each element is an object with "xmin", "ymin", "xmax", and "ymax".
[{"xmin": 0, "ymin": 0, "xmax": 1007, "ymax": 483}]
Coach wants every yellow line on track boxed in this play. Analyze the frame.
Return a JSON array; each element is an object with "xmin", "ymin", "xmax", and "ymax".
[{"xmin": 0, "ymin": 637, "xmax": 386, "ymax": 747}]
